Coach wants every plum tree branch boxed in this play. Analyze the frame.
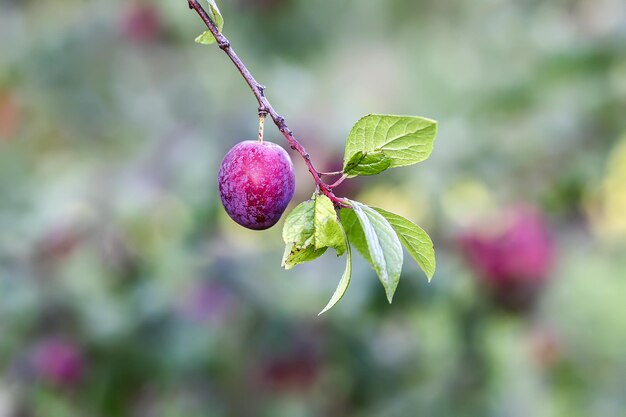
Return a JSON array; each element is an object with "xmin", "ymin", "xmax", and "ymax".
[{"xmin": 186, "ymin": 0, "xmax": 348, "ymax": 207}]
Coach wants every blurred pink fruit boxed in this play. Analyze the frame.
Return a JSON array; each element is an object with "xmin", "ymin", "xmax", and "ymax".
[
  {"xmin": 33, "ymin": 338, "xmax": 85, "ymax": 388},
  {"xmin": 120, "ymin": 3, "xmax": 161, "ymax": 43},
  {"xmin": 35, "ymin": 225, "xmax": 83, "ymax": 262},
  {"xmin": 458, "ymin": 206, "xmax": 556, "ymax": 311},
  {"xmin": 259, "ymin": 343, "xmax": 319, "ymax": 391}
]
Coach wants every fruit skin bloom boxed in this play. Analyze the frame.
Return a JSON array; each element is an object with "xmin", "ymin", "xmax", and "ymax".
[
  {"xmin": 458, "ymin": 206, "xmax": 555, "ymax": 311},
  {"xmin": 218, "ymin": 140, "xmax": 295, "ymax": 230},
  {"xmin": 32, "ymin": 338, "xmax": 85, "ymax": 388}
]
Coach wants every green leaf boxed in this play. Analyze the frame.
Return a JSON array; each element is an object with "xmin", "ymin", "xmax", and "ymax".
[
  {"xmin": 342, "ymin": 114, "xmax": 437, "ymax": 175},
  {"xmin": 206, "ymin": 0, "xmax": 224, "ymax": 30},
  {"xmin": 340, "ymin": 200, "xmax": 403, "ymax": 303},
  {"xmin": 282, "ymin": 195, "xmax": 345, "ymax": 256},
  {"xmin": 344, "ymin": 151, "xmax": 392, "ymax": 177},
  {"xmin": 374, "ymin": 208, "xmax": 436, "ymax": 281},
  {"xmin": 339, "ymin": 208, "xmax": 371, "ymax": 263},
  {"xmin": 313, "ymin": 194, "xmax": 345, "ymax": 255},
  {"xmin": 195, "ymin": 31, "xmax": 216, "ymax": 45},
  {"xmin": 282, "ymin": 200, "xmax": 316, "ymax": 249},
  {"xmin": 195, "ymin": 0, "xmax": 224, "ymax": 45},
  {"xmin": 281, "ymin": 195, "xmax": 351, "ymax": 312},
  {"xmin": 318, "ymin": 225, "xmax": 352, "ymax": 315},
  {"xmin": 282, "ymin": 245, "xmax": 327, "ymax": 270},
  {"xmin": 281, "ymin": 194, "xmax": 346, "ymax": 271}
]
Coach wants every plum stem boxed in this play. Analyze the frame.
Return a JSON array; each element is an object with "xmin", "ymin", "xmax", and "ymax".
[
  {"xmin": 319, "ymin": 171, "xmax": 344, "ymax": 177},
  {"xmin": 258, "ymin": 112, "xmax": 266, "ymax": 143},
  {"xmin": 186, "ymin": 0, "xmax": 348, "ymax": 208},
  {"xmin": 328, "ymin": 174, "xmax": 348, "ymax": 189}
]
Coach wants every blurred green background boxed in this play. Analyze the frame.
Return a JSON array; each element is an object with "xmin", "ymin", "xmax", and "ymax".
[{"xmin": 1, "ymin": 0, "xmax": 626, "ymax": 416}]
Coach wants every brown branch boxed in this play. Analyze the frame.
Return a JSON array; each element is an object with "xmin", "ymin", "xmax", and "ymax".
[{"xmin": 186, "ymin": 0, "xmax": 348, "ymax": 207}]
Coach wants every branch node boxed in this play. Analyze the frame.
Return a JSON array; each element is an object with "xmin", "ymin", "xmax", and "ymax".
[{"xmin": 218, "ymin": 40, "xmax": 230, "ymax": 50}]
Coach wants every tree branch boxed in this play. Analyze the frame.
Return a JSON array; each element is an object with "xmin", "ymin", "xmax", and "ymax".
[{"xmin": 186, "ymin": 0, "xmax": 347, "ymax": 207}]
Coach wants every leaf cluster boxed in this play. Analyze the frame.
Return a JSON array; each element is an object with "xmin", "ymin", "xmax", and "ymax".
[{"xmin": 282, "ymin": 114, "xmax": 438, "ymax": 314}]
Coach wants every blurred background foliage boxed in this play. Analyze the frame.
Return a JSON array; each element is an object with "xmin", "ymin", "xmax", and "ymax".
[{"xmin": 1, "ymin": 0, "xmax": 625, "ymax": 416}]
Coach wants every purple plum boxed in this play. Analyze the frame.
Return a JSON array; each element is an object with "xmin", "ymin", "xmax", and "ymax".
[{"xmin": 218, "ymin": 140, "xmax": 295, "ymax": 230}]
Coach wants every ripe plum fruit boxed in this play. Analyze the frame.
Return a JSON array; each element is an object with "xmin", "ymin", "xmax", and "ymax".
[{"xmin": 218, "ymin": 140, "xmax": 295, "ymax": 230}]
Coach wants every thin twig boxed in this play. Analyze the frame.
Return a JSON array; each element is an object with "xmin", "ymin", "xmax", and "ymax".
[
  {"xmin": 319, "ymin": 171, "xmax": 344, "ymax": 177},
  {"xmin": 328, "ymin": 174, "xmax": 348, "ymax": 189},
  {"xmin": 186, "ymin": 0, "xmax": 348, "ymax": 208}
]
